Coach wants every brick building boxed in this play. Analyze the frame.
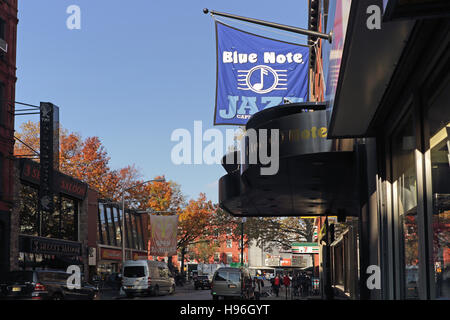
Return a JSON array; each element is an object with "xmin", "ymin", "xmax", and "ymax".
[{"xmin": 0, "ymin": 0, "xmax": 18, "ymax": 275}]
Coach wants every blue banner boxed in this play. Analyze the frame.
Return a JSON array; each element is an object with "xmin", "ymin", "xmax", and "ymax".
[{"xmin": 214, "ymin": 22, "xmax": 309, "ymax": 126}]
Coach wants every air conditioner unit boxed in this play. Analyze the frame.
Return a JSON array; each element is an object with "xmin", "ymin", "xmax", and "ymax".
[{"xmin": 0, "ymin": 38, "xmax": 7, "ymax": 53}]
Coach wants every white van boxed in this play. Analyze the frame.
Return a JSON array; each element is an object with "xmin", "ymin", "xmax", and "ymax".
[{"xmin": 121, "ymin": 260, "xmax": 175, "ymax": 298}]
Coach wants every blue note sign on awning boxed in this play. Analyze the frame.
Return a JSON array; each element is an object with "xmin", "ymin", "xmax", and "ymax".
[{"xmin": 214, "ymin": 22, "xmax": 309, "ymax": 125}]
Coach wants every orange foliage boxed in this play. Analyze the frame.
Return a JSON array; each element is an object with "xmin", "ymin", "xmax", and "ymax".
[{"xmin": 177, "ymin": 193, "xmax": 216, "ymax": 249}]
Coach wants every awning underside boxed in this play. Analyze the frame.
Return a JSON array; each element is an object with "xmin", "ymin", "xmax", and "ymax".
[{"xmin": 219, "ymin": 151, "xmax": 359, "ymax": 217}]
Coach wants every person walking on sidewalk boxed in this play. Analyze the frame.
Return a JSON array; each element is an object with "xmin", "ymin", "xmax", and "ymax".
[
  {"xmin": 273, "ymin": 275, "xmax": 281, "ymax": 297},
  {"xmin": 283, "ymin": 273, "xmax": 291, "ymax": 299}
]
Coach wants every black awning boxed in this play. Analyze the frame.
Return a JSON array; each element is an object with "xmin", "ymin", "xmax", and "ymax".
[
  {"xmin": 327, "ymin": 0, "xmax": 414, "ymax": 138},
  {"xmin": 219, "ymin": 104, "xmax": 359, "ymax": 217},
  {"xmin": 219, "ymin": 151, "xmax": 359, "ymax": 217}
]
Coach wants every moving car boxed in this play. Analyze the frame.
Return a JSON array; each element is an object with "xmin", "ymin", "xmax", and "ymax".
[
  {"xmin": 194, "ymin": 275, "xmax": 211, "ymax": 290},
  {"xmin": 0, "ymin": 270, "xmax": 98, "ymax": 300},
  {"xmin": 122, "ymin": 260, "xmax": 175, "ymax": 298},
  {"xmin": 210, "ymin": 267, "xmax": 254, "ymax": 300}
]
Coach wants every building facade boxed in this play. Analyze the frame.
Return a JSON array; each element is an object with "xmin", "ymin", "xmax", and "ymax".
[
  {"xmin": 95, "ymin": 201, "xmax": 148, "ymax": 277},
  {"xmin": 218, "ymin": 0, "xmax": 449, "ymax": 300},
  {"xmin": 0, "ymin": 0, "xmax": 18, "ymax": 275},
  {"xmin": 10, "ymin": 159, "xmax": 93, "ymax": 278},
  {"xmin": 321, "ymin": 0, "xmax": 450, "ymax": 300}
]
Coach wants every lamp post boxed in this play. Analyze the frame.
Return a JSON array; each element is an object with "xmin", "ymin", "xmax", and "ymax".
[{"xmin": 121, "ymin": 179, "xmax": 165, "ymax": 264}]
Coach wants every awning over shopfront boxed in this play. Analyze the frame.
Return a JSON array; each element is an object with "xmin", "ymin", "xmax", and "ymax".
[
  {"xmin": 219, "ymin": 103, "xmax": 359, "ymax": 217},
  {"xmin": 326, "ymin": 0, "xmax": 415, "ymax": 138}
]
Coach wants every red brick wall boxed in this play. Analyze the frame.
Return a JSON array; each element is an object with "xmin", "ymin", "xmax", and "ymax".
[{"xmin": 0, "ymin": 0, "xmax": 18, "ymax": 210}]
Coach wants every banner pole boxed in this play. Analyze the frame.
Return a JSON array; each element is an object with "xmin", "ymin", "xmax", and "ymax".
[{"xmin": 203, "ymin": 8, "xmax": 332, "ymax": 43}]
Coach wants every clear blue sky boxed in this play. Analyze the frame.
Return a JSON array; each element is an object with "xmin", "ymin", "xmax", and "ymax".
[{"xmin": 15, "ymin": 0, "xmax": 309, "ymax": 203}]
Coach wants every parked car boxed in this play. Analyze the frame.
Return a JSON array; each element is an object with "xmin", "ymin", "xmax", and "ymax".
[
  {"xmin": 210, "ymin": 267, "xmax": 254, "ymax": 300},
  {"xmin": 194, "ymin": 275, "xmax": 211, "ymax": 290},
  {"xmin": 122, "ymin": 260, "xmax": 175, "ymax": 298},
  {"xmin": 0, "ymin": 270, "xmax": 98, "ymax": 300}
]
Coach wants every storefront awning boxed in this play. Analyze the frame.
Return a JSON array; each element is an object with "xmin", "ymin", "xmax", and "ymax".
[
  {"xmin": 219, "ymin": 104, "xmax": 359, "ymax": 217},
  {"xmin": 327, "ymin": 0, "xmax": 415, "ymax": 138}
]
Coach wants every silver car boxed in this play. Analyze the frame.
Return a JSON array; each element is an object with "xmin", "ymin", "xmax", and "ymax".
[{"xmin": 210, "ymin": 267, "xmax": 254, "ymax": 300}]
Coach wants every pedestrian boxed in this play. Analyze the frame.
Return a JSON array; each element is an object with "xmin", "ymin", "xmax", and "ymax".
[
  {"xmin": 273, "ymin": 275, "xmax": 281, "ymax": 297},
  {"xmin": 304, "ymin": 273, "xmax": 311, "ymax": 297},
  {"xmin": 292, "ymin": 273, "xmax": 298, "ymax": 297},
  {"xmin": 283, "ymin": 273, "xmax": 291, "ymax": 299}
]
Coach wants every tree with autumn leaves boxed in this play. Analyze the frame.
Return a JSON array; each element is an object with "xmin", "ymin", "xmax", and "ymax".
[
  {"xmin": 15, "ymin": 121, "xmax": 316, "ymax": 270},
  {"xmin": 14, "ymin": 121, "xmax": 218, "ymax": 268}
]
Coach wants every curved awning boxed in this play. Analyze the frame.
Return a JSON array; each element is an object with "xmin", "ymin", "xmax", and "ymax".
[{"xmin": 219, "ymin": 103, "xmax": 359, "ymax": 217}]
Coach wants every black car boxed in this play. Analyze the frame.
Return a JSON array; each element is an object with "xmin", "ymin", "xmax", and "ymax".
[
  {"xmin": 0, "ymin": 270, "xmax": 99, "ymax": 300},
  {"xmin": 194, "ymin": 275, "xmax": 211, "ymax": 290}
]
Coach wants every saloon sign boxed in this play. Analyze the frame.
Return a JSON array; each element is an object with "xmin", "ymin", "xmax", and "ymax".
[
  {"xmin": 214, "ymin": 22, "xmax": 309, "ymax": 125},
  {"xmin": 19, "ymin": 235, "xmax": 82, "ymax": 256}
]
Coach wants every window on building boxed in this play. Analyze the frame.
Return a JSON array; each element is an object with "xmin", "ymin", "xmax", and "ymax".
[
  {"xmin": 112, "ymin": 207, "xmax": 122, "ymax": 247},
  {"xmin": 135, "ymin": 215, "xmax": 144, "ymax": 250},
  {"xmin": 126, "ymin": 212, "xmax": 134, "ymax": 249},
  {"xmin": 98, "ymin": 203, "xmax": 109, "ymax": 245},
  {"xmin": 41, "ymin": 195, "xmax": 60, "ymax": 239},
  {"xmin": 427, "ymin": 83, "xmax": 450, "ymax": 299},
  {"xmin": 19, "ymin": 184, "xmax": 39, "ymax": 236},
  {"xmin": 19, "ymin": 185, "xmax": 78, "ymax": 241},
  {"xmin": 105, "ymin": 206, "xmax": 116, "ymax": 246},
  {"xmin": 226, "ymin": 253, "xmax": 233, "ymax": 264},
  {"xmin": 60, "ymin": 196, "xmax": 77, "ymax": 241},
  {"xmin": 226, "ymin": 239, "xmax": 232, "ymax": 248},
  {"xmin": 391, "ymin": 112, "xmax": 419, "ymax": 300}
]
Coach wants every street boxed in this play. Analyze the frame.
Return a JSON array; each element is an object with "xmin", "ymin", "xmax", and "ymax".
[{"xmin": 99, "ymin": 280, "xmax": 318, "ymax": 301}]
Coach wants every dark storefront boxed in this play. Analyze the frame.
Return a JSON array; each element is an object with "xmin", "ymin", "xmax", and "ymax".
[
  {"xmin": 14, "ymin": 159, "xmax": 88, "ymax": 272},
  {"xmin": 322, "ymin": 0, "xmax": 450, "ymax": 300},
  {"xmin": 218, "ymin": 0, "xmax": 449, "ymax": 300}
]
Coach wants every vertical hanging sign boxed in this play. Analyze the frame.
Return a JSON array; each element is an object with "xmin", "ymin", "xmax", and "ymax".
[
  {"xmin": 214, "ymin": 21, "xmax": 309, "ymax": 125},
  {"xmin": 39, "ymin": 102, "xmax": 59, "ymax": 216},
  {"xmin": 149, "ymin": 215, "xmax": 178, "ymax": 256}
]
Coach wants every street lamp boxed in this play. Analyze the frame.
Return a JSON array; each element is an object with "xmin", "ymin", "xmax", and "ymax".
[{"xmin": 121, "ymin": 178, "xmax": 165, "ymax": 264}]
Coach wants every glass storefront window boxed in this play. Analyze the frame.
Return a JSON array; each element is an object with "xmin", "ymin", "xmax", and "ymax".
[
  {"xmin": 106, "ymin": 206, "xmax": 116, "ymax": 246},
  {"xmin": 126, "ymin": 212, "xmax": 134, "ymax": 249},
  {"xmin": 41, "ymin": 195, "xmax": 61, "ymax": 239},
  {"xmin": 392, "ymin": 113, "xmax": 419, "ymax": 299},
  {"xmin": 99, "ymin": 204, "xmax": 109, "ymax": 245},
  {"xmin": 19, "ymin": 185, "xmax": 39, "ymax": 236},
  {"xmin": 112, "ymin": 207, "xmax": 122, "ymax": 247},
  {"xmin": 428, "ymin": 85, "xmax": 450, "ymax": 299},
  {"xmin": 60, "ymin": 196, "xmax": 77, "ymax": 241},
  {"xmin": 19, "ymin": 185, "xmax": 78, "ymax": 241}
]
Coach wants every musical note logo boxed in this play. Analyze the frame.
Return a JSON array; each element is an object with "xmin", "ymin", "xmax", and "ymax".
[{"xmin": 237, "ymin": 65, "xmax": 287, "ymax": 94}]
